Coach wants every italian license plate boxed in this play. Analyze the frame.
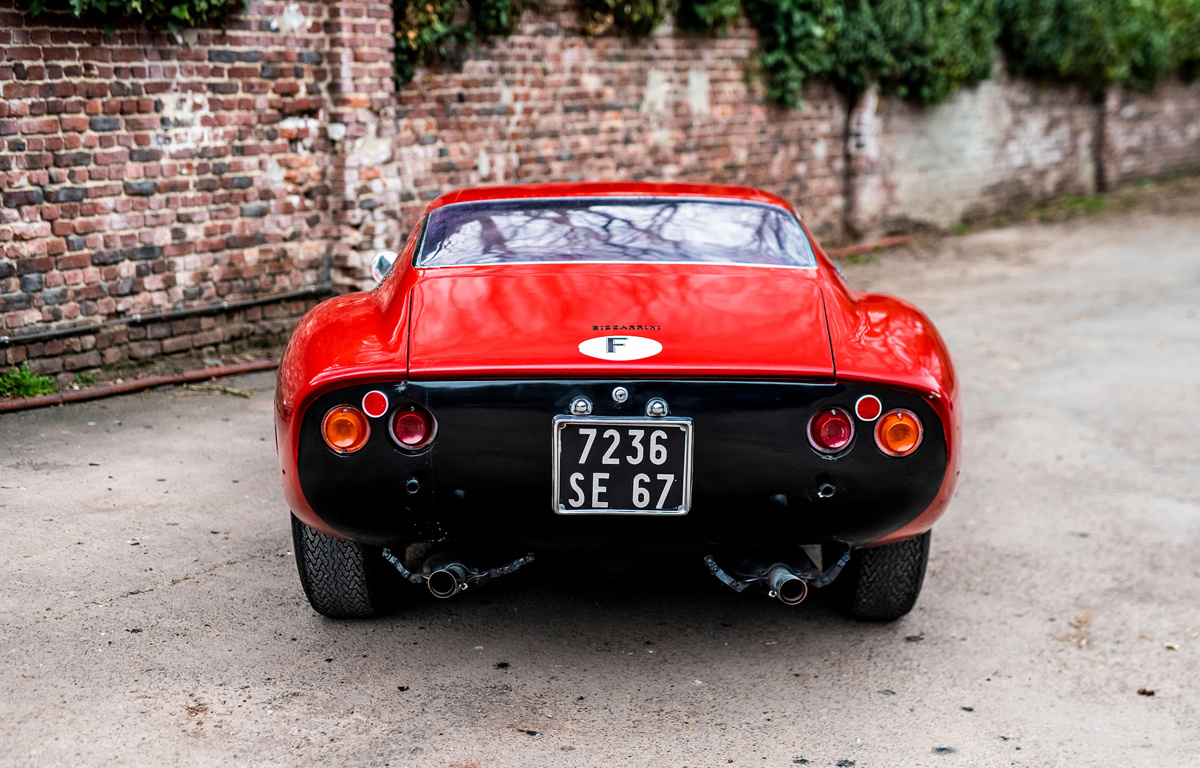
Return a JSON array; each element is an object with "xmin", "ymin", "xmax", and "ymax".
[{"xmin": 553, "ymin": 417, "xmax": 693, "ymax": 515}]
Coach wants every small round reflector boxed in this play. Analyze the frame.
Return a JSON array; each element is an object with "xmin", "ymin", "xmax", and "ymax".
[
  {"xmin": 389, "ymin": 405, "xmax": 436, "ymax": 451},
  {"xmin": 855, "ymin": 394, "xmax": 882, "ymax": 421},
  {"xmin": 321, "ymin": 406, "xmax": 369, "ymax": 454},
  {"xmin": 808, "ymin": 407, "xmax": 855, "ymax": 454},
  {"xmin": 875, "ymin": 409, "xmax": 923, "ymax": 457},
  {"xmin": 362, "ymin": 390, "xmax": 389, "ymax": 418}
]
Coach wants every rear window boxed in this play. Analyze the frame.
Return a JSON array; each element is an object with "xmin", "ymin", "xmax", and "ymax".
[{"xmin": 415, "ymin": 198, "xmax": 816, "ymax": 268}]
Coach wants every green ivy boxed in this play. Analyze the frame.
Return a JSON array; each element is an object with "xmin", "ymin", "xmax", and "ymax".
[
  {"xmin": 996, "ymin": 0, "xmax": 1171, "ymax": 93},
  {"xmin": 873, "ymin": 0, "xmax": 997, "ymax": 104},
  {"xmin": 0, "ymin": 365, "xmax": 57, "ymax": 399},
  {"xmin": 393, "ymin": 0, "xmax": 525, "ymax": 85},
  {"xmin": 676, "ymin": 0, "xmax": 740, "ymax": 34},
  {"xmin": 26, "ymin": 0, "xmax": 241, "ymax": 32},
  {"xmin": 1163, "ymin": 0, "xmax": 1200, "ymax": 82},
  {"xmin": 828, "ymin": 0, "xmax": 889, "ymax": 100},
  {"xmin": 579, "ymin": 0, "xmax": 675, "ymax": 36},
  {"xmin": 740, "ymin": 0, "xmax": 842, "ymax": 108},
  {"xmin": 682, "ymin": 0, "xmax": 1200, "ymax": 106},
  {"xmin": 686, "ymin": 0, "xmax": 992, "ymax": 106}
]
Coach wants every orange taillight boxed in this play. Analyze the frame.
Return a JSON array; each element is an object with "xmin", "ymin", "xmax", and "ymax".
[
  {"xmin": 321, "ymin": 406, "xmax": 370, "ymax": 453},
  {"xmin": 874, "ymin": 409, "xmax": 923, "ymax": 457}
]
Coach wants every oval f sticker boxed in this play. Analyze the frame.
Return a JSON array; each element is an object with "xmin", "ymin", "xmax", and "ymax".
[{"xmin": 578, "ymin": 335, "xmax": 663, "ymax": 361}]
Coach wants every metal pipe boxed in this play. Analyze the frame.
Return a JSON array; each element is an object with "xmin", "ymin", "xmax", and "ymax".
[
  {"xmin": 0, "ymin": 359, "xmax": 279, "ymax": 414},
  {"xmin": 0, "ymin": 283, "xmax": 335, "ymax": 348},
  {"xmin": 427, "ymin": 563, "xmax": 472, "ymax": 599},
  {"xmin": 766, "ymin": 565, "xmax": 808, "ymax": 605}
]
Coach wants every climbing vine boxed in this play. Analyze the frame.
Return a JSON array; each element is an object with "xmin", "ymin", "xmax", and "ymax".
[
  {"xmin": 393, "ymin": 0, "xmax": 527, "ymax": 85},
  {"xmin": 679, "ymin": 0, "xmax": 1200, "ymax": 107},
  {"xmin": 25, "ymin": 0, "xmax": 241, "ymax": 32}
]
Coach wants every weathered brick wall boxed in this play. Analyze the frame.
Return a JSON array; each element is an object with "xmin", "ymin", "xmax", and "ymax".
[
  {"xmin": 332, "ymin": 0, "xmax": 847, "ymax": 286},
  {"xmin": 0, "ymin": 0, "xmax": 335, "ymax": 381},
  {"xmin": 1104, "ymin": 78, "xmax": 1200, "ymax": 189},
  {"xmin": 2, "ymin": 0, "xmax": 849, "ymax": 379},
  {"xmin": 3, "ymin": 0, "xmax": 1200, "ymax": 382}
]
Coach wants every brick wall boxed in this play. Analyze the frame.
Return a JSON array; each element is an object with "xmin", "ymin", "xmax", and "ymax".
[
  {"xmin": 332, "ymin": 0, "xmax": 847, "ymax": 286},
  {"xmin": 0, "ymin": 0, "xmax": 336, "ymax": 381},
  {"xmin": 3, "ymin": 1, "xmax": 1200, "ymax": 382}
]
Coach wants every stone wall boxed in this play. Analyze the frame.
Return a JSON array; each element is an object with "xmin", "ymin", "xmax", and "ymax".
[
  {"xmin": 847, "ymin": 69, "xmax": 1101, "ymax": 237},
  {"xmin": 846, "ymin": 67, "xmax": 1200, "ymax": 239},
  {"xmin": 1103, "ymin": 78, "xmax": 1200, "ymax": 189}
]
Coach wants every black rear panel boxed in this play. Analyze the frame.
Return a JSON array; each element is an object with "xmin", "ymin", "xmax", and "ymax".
[{"xmin": 296, "ymin": 380, "xmax": 948, "ymax": 551}]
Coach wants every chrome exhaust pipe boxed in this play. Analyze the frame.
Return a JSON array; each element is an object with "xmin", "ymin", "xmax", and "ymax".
[
  {"xmin": 427, "ymin": 562, "xmax": 471, "ymax": 598},
  {"xmin": 766, "ymin": 565, "xmax": 808, "ymax": 605},
  {"xmin": 383, "ymin": 551, "xmax": 534, "ymax": 599}
]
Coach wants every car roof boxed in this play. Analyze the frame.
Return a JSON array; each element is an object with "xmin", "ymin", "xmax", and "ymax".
[{"xmin": 423, "ymin": 182, "xmax": 799, "ymax": 217}]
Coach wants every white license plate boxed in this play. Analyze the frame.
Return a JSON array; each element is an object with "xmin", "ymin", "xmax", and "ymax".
[{"xmin": 553, "ymin": 417, "xmax": 693, "ymax": 515}]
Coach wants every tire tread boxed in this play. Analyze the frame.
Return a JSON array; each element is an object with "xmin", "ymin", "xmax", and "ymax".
[
  {"xmin": 291, "ymin": 515, "xmax": 398, "ymax": 619},
  {"xmin": 843, "ymin": 531, "xmax": 931, "ymax": 621}
]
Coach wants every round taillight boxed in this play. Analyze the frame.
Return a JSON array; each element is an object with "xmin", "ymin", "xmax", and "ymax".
[
  {"xmin": 875, "ymin": 409, "xmax": 923, "ymax": 457},
  {"xmin": 362, "ymin": 390, "xmax": 389, "ymax": 418},
  {"xmin": 321, "ymin": 406, "xmax": 370, "ymax": 454},
  {"xmin": 389, "ymin": 405, "xmax": 436, "ymax": 451},
  {"xmin": 855, "ymin": 394, "xmax": 882, "ymax": 421},
  {"xmin": 808, "ymin": 407, "xmax": 855, "ymax": 454}
]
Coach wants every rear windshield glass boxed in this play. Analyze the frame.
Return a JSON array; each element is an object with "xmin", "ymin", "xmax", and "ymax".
[{"xmin": 415, "ymin": 198, "xmax": 816, "ymax": 268}]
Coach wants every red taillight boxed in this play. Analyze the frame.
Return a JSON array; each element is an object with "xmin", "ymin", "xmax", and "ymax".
[
  {"xmin": 808, "ymin": 407, "xmax": 854, "ymax": 454},
  {"xmin": 389, "ymin": 405, "xmax": 436, "ymax": 451}
]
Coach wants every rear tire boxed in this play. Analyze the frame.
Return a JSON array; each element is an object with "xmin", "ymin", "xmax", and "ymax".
[
  {"xmin": 291, "ymin": 514, "xmax": 405, "ymax": 619},
  {"xmin": 839, "ymin": 531, "xmax": 931, "ymax": 621}
]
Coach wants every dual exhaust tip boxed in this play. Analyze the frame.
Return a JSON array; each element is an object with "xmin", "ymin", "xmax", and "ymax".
[{"xmin": 423, "ymin": 554, "xmax": 811, "ymax": 604}]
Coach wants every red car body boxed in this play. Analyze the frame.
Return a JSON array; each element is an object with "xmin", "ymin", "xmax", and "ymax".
[{"xmin": 276, "ymin": 182, "xmax": 960, "ymax": 616}]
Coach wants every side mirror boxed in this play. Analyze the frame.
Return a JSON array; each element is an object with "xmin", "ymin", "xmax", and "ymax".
[{"xmin": 370, "ymin": 251, "xmax": 398, "ymax": 284}]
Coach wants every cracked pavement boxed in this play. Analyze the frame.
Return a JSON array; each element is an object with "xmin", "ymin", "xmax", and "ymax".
[{"xmin": 2, "ymin": 198, "xmax": 1200, "ymax": 767}]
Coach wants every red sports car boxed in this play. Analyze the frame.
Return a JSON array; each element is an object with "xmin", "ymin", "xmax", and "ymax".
[{"xmin": 275, "ymin": 182, "xmax": 960, "ymax": 620}]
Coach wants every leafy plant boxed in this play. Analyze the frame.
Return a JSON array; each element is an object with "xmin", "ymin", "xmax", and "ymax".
[
  {"xmin": 25, "ymin": 0, "xmax": 242, "ymax": 33},
  {"xmin": 997, "ymin": 0, "xmax": 1171, "ymax": 93},
  {"xmin": 394, "ymin": 0, "xmax": 465, "ymax": 84},
  {"xmin": 740, "ymin": 0, "xmax": 843, "ymax": 108},
  {"xmin": 579, "ymin": 0, "xmax": 675, "ymax": 36},
  {"xmin": 872, "ymin": 0, "xmax": 998, "ymax": 104},
  {"xmin": 676, "ymin": 0, "xmax": 741, "ymax": 34},
  {"xmin": 737, "ymin": 0, "xmax": 994, "ymax": 107},
  {"xmin": 1165, "ymin": 0, "xmax": 1200, "ymax": 81},
  {"xmin": 393, "ymin": 0, "xmax": 525, "ymax": 85},
  {"xmin": 0, "ymin": 364, "xmax": 58, "ymax": 398}
]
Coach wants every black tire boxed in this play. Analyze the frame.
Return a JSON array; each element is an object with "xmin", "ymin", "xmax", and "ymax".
[
  {"xmin": 839, "ymin": 530, "xmax": 932, "ymax": 621},
  {"xmin": 291, "ymin": 514, "xmax": 406, "ymax": 619}
]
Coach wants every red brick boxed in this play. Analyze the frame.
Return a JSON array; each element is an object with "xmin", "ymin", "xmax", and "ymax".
[{"xmin": 63, "ymin": 350, "xmax": 101, "ymax": 370}]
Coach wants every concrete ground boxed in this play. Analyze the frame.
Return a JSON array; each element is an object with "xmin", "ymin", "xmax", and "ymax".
[{"xmin": 2, "ymin": 197, "xmax": 1199, "ymax": 768}]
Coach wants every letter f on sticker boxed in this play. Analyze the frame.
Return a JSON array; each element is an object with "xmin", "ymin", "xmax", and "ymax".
[{"xmin": 607, "ymin": 337, "xmax": 626, "ymax": 354}]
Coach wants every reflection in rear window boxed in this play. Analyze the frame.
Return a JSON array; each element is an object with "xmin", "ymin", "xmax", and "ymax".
[{"xmin": 415, "ymin": 198, "xmax": 816, "ymax": 268}]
